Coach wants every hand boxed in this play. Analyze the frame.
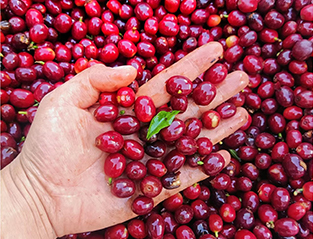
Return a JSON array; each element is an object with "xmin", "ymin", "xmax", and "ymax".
[{"xmin": 1, "ymin": 42, "xmax": 249, "ymax": 238}]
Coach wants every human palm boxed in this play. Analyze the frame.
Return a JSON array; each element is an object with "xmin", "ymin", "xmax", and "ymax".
[{"xmin": 14, "ymin": 42, "xmax": 249, "ymax": 237}]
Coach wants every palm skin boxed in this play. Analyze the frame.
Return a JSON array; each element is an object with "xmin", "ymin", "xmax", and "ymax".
[{"xmin": 2, "ymin": 43, "xmax": 249, "ymax": 237}]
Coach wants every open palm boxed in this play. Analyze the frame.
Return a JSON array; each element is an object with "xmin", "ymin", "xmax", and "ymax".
[{"xmin": 15, "ymin": 42, "xmax": 249, "ymax": 237}]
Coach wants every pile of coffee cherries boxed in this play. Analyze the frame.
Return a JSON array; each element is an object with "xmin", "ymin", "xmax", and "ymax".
[
  {"xmin": 94, "ymin": 74, "xmax": 232, "ymax": 216},
  {"xmin": 1, "ymin": 0, "xmax": 313, "ymax": 238}
]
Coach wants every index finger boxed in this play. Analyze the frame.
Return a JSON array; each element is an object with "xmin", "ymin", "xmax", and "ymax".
[{"xmin": 136, "ymin": 41, "xmax": 223, "ymax": 108}]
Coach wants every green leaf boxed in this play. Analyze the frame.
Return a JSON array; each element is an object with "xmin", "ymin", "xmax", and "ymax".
[
  {"xmin": 229, "ymin": 149, "xmax": 241, "ymax": 162},
  {"xmin": 146, "ymin": 110, "xmax": 180, "ymax": 140}
]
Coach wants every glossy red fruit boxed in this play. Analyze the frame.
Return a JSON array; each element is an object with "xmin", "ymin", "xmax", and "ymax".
[
  {"xmin": 166, "ymin": 75, "xmax": 193, "ymax": 97},
  {"xmin": 146, "ymin": 214, "xmax": 165, "ymax": 239},
  {"xmin": 175, "ymin": 136, "xmax": 197, "ymax": 155},
  {"xmin": 234, "ymin": 229, "xmax": 256, "ymax": 239},
  {"xmin": 203, "ymin": 153, "xmax": 225, "ymax": 176},
  {"xmin": 54, "ymin": 14, "xmax": 72, "ymax": 33},
  {"xmin": 184, "ymin": 118, "xmax": 202, "ymax": 138},
  {"xmin": 94, "ymin": 103, "xmax": 118, "ymax": 122},
  {"xmin": 274, "ymin": 218, "xmax": 299, "ymax": 237},
  {"xmin": 134, "ymin": 96, "xmax": 156, "ymax": 122},
  {"xmin": 163, "ymin": 193, "xmax": 183, "ymax": 212},
  {"xmin": 140, "ymin": 175, "xmax": 162, "ymax": 198},
  {"xmin": 118, "ymin": 39, "xmax": 137, "ymax": 58},
  {"xmin": 121, "ymin": 139, "xmax": 144, "ymax": 161},
  {"xmin": 220, "ymin": 203, "xmax": 236, "ymax": 223},
  {"xmin": 196, "ymin": 137, "xmax": 213, "ymax": 156},
  {"xmin": 209, "ymin": 214, "xmax": 223, "ymax": 237},
  {"xmin": 160, "ymin": 119, "xmax": 185, "ymax": 142},
  {"xmin": 95, "ymin": 131, "xmax": 124, "ymax": 153},
  {"xmin": 146, "ymin": 159, "xmax": 167, "ymax": 177},
  {"xmin": 163, "ymin": 149, "xmax": 186, "ymax": 172},
  {"xmin": 127, "ymin": 219, "xmax": 147, "ymax": 239},
  {"xmin": 125, "ymin": 161, "xmax": 146, "ymax": 180},
  {"xmin": 131, "ymin": 196, "xmax": 154, "ymax": 215},
  {"xmin": 105, "ymin": 224, "xmax": 128, "ymax": 239},
  {"xmin": 201, "ymin": 110, "xmax": 220, "ymax": 129},
  {"xmin": 183, "ymin": 183, "xmax": 201, "ymax": 200},
  {"xmin": 203, "ymin": 63, "xmax": 227, "ymax": 84},
  {"xmin": 9, "ymin": 89, "xmax": 34, "ymax": 108},
  {"xmin": 116, "ymin": 87, "xmax": 135, "ymax": 107},
  {"xmin": 175, "ymin": 205, "xmax": 194, "ymax": 224},
  {"xmin": 287, "ymin": 202, "xmax": 306, "ymax": 221},
  {"xmin": 111, "ymin": 178, "xmax": 136, "ymax": 198},
  {"xmin": 176, "ymin": 225, "xmax": 196, "ymax": 239},
  {"xmin": 303, "ymin": 181, "xmax": 313, "ymax": 201},
  {"xmin": 104, "ymin": 153, "xmax": 126, "ymax": 178},
  {"xmin": 192, "ymin": 82, "xmax": 217, "ymax": 105}
]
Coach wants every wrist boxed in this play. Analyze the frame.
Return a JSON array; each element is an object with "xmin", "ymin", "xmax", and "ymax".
[{"xmin": 1, "ymin": 155, "xmax": 56, "ymax": 239}]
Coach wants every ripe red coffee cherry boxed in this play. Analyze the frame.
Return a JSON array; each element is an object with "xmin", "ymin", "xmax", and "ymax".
[
  {"xmin": 160, "ymin": 119, "xmax": 185, "ymax": 142},
  {"xmin": 220, "ymin": 203, "xmax": 236, "ymax": 223},
  {"xmin": 274, "ymin": 218, "xmax": 299, "ymax": 237},
  {"xmin": 118, "ymin": 39, "xmax": 137, "ymax": 58},
  {"xmin": 105, "ymin": 224, "xmax": 128, "ymax": 239},
  {"xmin": 192, "ymin": 82, "xmax": 217, "ymax": 105},
  {"xmin": 9, "ymin": 89, "xmax": 34, "ymax": 108},
  {"xmin": 271, "ymin": 187, "xmax": 290, "ymax": 211},
  {"xmin": 134, "ymin": 96, "xmax": 156, "ymax": 122},
  {"xmin": 104, "ymin": 153, "xmax": 126, "ymax": 178},
  {"xmin": 94, "ymin": 103, "xmax": 118, "ymax": 122},
  {"xmin": 184, "ymin": 118, "xmax": 202, "ymax": 138},
  {"xmin": 125, "ymin": 161, "xmax": 147, "ymax": 180},
  {"xmin": 146, "ymin": 214, "xmax": 165, "ymax": 239},
  {"xmin": 132, "ymin": 196, "xmax": 154, "ymax": 215},
  {"xmin": 183, "ymin": 183, "xmax": 201, "ymax": 200},
  {"xmin": 175, "ymin": 136, "xmax": 197, "ymax": 155},
  {"xmin": 127, "ymin": 219, "xmax": 147, "ymax": 239},
  {"xmin": 209, "ymin": 214, "xmax": 223, "ymax": 237},
  {"xmin": 163, "ymin": 149, "xmax": 186, "ymax": 172},
  {"xmin": 234, "ymin": 229, "xmax": 256, "ymax": 239},
  {"xmin": 175, "ymin": 205, "xmax": 194, "ymax": 224},
  {"xmin": 111, "ymin": 178, "xmax": 136, "ymax": 198},
  {"xmin": 95, "ymin": 131, "xmax": 124, "ymax": 153},
  {"xmin": 196, "ymin": 137, "xmax": 213, "ymax": 156},
  {"xmin": 116, "ymin": 87, "xmax": 135, "ymax": 107},
  {"xmin": 201, "ymin": 110, "xmax": 220, "ymax": 129},
  {"xmin": 166, "ymin": 75, "xmax": 193, "ymax": 97},
  {"xmin": 203, "ymin": 153, "xmax": 225, "ymax": 176},
  {"xmin": 140, "ymin": 175, "xmax": 162, "ymax": 198},
  {"xmin": 176, "ymin": 225, "xmax": 196, "ymax": 239},
  {"xmin": 121, "ymin": 139, "xmax": 144, "ymax": 161},
  {"xmin": 287, "ymin": 202, "xmax": 306, "ymax": 221},
  {"xmin": 203, "ymin": 63, "xmax": 228, "ymax": 84},
  {"xmin": 146, "ymin": 159, "xmax": 167, "ymax": 177}
]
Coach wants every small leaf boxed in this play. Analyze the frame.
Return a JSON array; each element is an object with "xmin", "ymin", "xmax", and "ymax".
[
  {"xmin": 229, "ymin": 149, "xmax": 241, "ymax": 162},
  {"xmin": 146, "ymin": 110, "xmax": 180, "ymax": 140}
]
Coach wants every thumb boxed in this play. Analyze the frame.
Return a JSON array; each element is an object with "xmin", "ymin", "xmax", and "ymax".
[{"xmin": 50, "ymin": 64, "xmax": 137, "ymax": 109}]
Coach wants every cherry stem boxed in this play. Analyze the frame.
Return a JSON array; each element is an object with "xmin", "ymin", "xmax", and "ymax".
[
  {"xmin": 293, "ymin": 188, "xmax": 303, "ymax": 196},
  {"xmin": 86, "ymin": 35, "xmax": 93, "ymax": 40},
  {"xmin": 0, "ymin": 53, "xmax": 4, "ymax": 57},
  {"xmin": 35, "ymin": 61, "xmax": 45, "ymax": 65},
  {"xmin": 223, "ymin": 14, "xmax": 229, "ymax": 18},
  {"xmin": 20, "ymin": 136, "xmax": 26, "ymax": 142},
  {"xmin": 120, "ymin": 110, "xmax": 125, "ymax": 115},
  {"xmin": 214, "ymin": 231, "xmax": 219, "ymax": 237},
  {"xmin": 197, "ymin": 161, "xmax": 204, "ymax": 165},
  {"xmin": 18, "ymin": 111, "xmax": 27, "ymax": 115},
  {"xmin": 108, "ymin": 177, "xmax": 113, "ymax": 185}
]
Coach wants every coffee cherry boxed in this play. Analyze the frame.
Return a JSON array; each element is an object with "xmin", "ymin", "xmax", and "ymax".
[
  {"xmin": 95, "ymin": 131, "xmax": 124, "ymax": 153},
  {"xmin": 104, "ymin": 153, "xmax": 126, "ymax": 178}
]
